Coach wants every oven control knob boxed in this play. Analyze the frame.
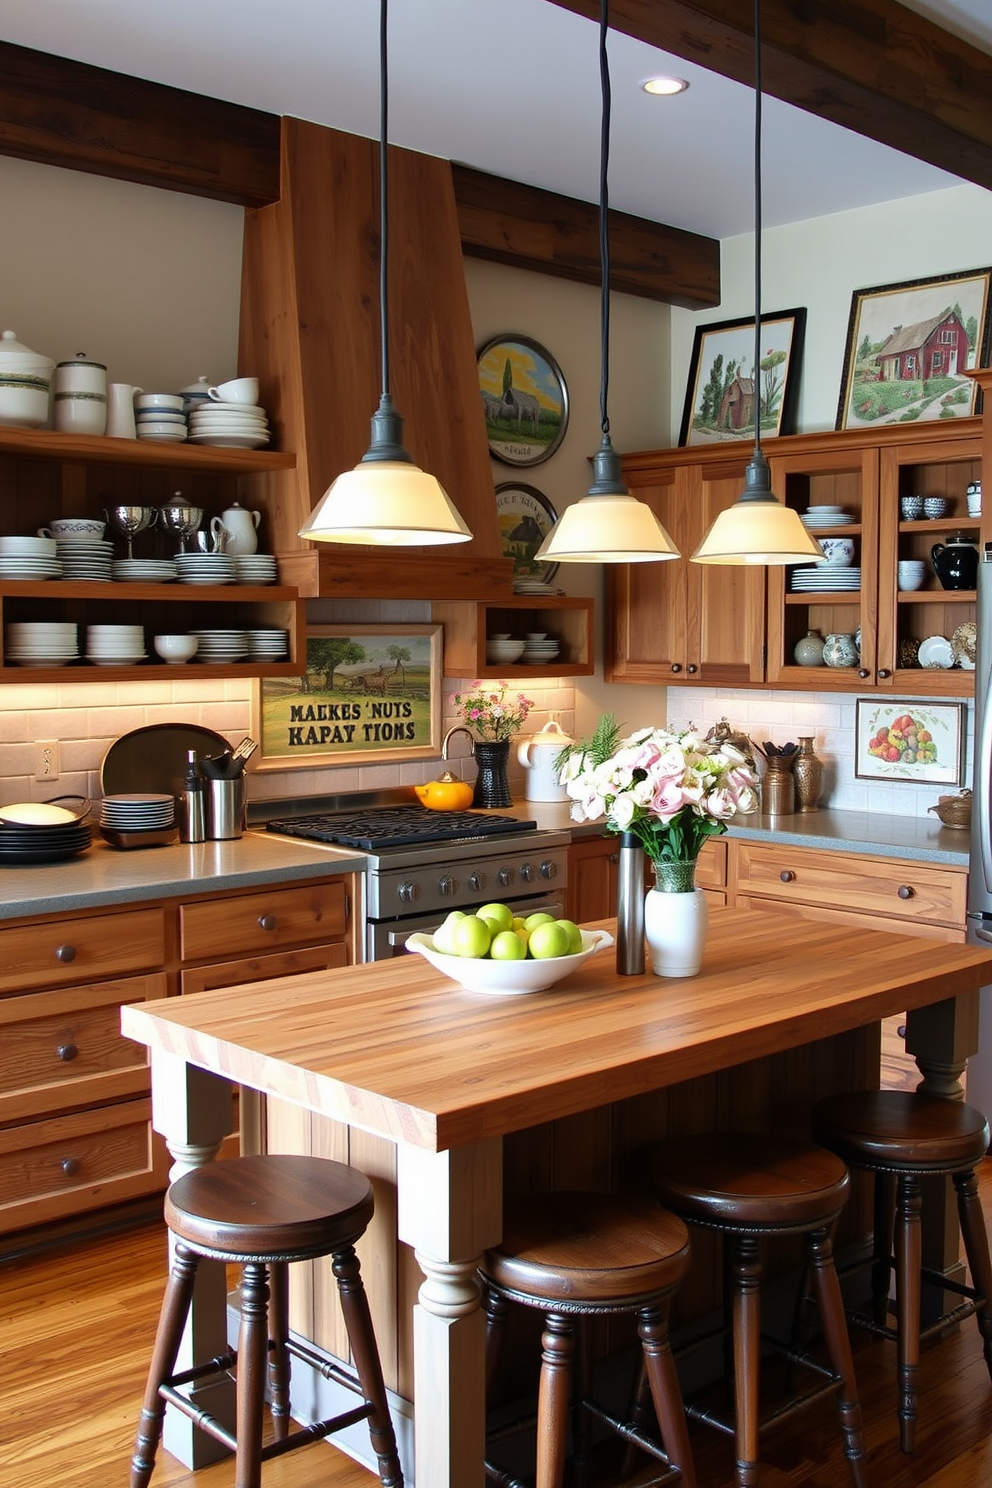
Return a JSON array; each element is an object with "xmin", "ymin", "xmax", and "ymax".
[
  {"xmin": 398, "ymin": 880, "xmax": 420, "ymax": 904},
  {"xmin": 519, "ymin": 862, "xmax": 534, "ymax": 882},
  {"xmin": 539, "ymin": 860, "xmax": 559, "ymax": 881},
  {"xmin": 467, "ymin": 872, "xmax": 484, "ymax": 893},
  {"xmin": 497, "ymin": 866, "xmax": 515, "ymax": 889},
  {"xmin": 438, "ymin": 875, "xmax": 456, "ymax": 897}
]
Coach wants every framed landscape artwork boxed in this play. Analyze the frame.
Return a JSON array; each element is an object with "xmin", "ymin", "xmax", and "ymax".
[
  {"xmin": 837, "ymin": 267, "xmax": 992, "ymax": 430},
  {"xmin": 253, "ymin": 625, "xmax": 442, "ymax": 770},
  {"xmin": 477, "ymin": 334, "xmax": 569, "ymax": 467},
  {"xmin": 854, "ymin": 699, "xmax": 965, "ymax": 785},
  {"xmin": 678, "ymin": 308, "xmax": 806, "ymax": 446}
]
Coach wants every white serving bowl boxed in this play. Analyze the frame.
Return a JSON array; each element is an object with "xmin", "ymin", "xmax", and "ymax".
[
  {"xmin": 406, "ymin": 928, "xmax": 613, "ymax": 996},
  {"xmin": 135, "ymin": 392, "xmax": 184, "ymax": 412},
  {"xmin": 153, "ymin": 634, "xmax": 199, "ymax": 663},
  {"xmin": 486, "ymin": 640, "xmax": 525, "ymax": 663}
]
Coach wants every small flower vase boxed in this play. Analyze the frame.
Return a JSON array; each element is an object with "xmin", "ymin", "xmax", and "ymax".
[
  {"xmin": 472, "ymin": 739, "xmax": 512, "ymax": 808},
  {"xmin": 616, "ymin": 831, "xmax": 646, "ymax": 976},
  {"xmin": 644, "ymin": 859, "xmax": 708, "ymax": 978}
]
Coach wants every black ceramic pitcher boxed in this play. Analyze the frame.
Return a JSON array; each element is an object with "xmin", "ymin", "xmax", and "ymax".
[{"xmin": 931, "ymin": 534, "xmax": 979, "ymax": 591}]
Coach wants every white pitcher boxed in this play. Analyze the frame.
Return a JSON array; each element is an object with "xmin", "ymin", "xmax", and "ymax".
[
  {"xmin": 106, "ymin": 383, "xmax": 142, "ymax": 439},
  {"xmin": 219, "ymin": 502, "xmax": 261, "ymax": 555},
  {"xmin": 516, "ymin": 719, "xmax": 573, "ymax": 802}
]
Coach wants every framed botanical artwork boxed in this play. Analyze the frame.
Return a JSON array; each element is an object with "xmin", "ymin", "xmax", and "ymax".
[
  {"xmin": 494, "ymin": 481, "xmax": 560, "ymax": 592},
  {"xmin": 678, "ymin": 307, "xmax": 806, "ymax": 446},
  {"xmin": 477, "ymin": 334, "xmax": 569, "ymax": 466},
  {"xmin": 836, "ymin": 267, "xmax": 992, "ymax": 430},
  {"xmin": 854, "ymin": 699, "xmax": 965, "ymax": 785},
  {"xmin": 253, "ymin": 625, "xmax": 442, "ymax": 771}
]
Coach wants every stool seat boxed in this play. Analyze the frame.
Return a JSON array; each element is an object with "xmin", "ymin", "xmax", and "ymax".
[
  {"xmin": 812, "ymin": 1089, "xmax": 990, "ymax": 1172},
  {"xmin": 652, "ymin": 1132, "xmax": 850, "ymax": 1232},
  {"xmin": 482, "ymin": 1191, "xmax": 696, "ymax": 1488}
]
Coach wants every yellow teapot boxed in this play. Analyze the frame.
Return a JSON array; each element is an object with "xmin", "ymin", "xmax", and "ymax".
[{"xmin": 414, "ymin": 771, "xmax": 475, "ymax": 812}]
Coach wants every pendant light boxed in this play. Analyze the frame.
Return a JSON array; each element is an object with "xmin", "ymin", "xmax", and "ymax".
[
  {"xmin": 298, "ymin": 0, "xmax": 472, "ymax": 547},
  {"xmin": 691, "ymin": 0, "xmax": 823, "ymax": 566},
  {"xmin": 533, "ymin": 0, "xmax": 679, "ymax": 565}
]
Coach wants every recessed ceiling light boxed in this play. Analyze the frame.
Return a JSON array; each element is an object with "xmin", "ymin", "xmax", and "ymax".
[{"xmin": 641, "ymin": 76, "xmax": 689, "ymax": 97}]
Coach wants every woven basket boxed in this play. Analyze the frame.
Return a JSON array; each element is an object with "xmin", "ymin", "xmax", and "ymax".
[{"xmin": 928, "ymin": 790, "xmax": 972, "ymax": 830}]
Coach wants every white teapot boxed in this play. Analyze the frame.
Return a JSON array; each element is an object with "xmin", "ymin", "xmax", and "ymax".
[
  {"xmin": 219, "ymin": 502, "xmax": 261, "ymax": 555},
  {"xmin": 516, "ymin": 719, "xmax": 573, "ymax": 803}
]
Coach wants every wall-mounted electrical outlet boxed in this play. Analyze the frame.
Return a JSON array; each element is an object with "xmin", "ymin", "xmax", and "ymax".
[{"xmin": 34, "ymin": 740, "xmax": 60, "ymax": 782}]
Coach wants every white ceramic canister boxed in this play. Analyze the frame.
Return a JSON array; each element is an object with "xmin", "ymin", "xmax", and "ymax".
[
  {"xmin": 53, "ymin": 353, "xmax": 107, "ymax": 435},
  {"xmin": 0, "ymin": 329, "xmax": 54, "ymax": 428},
  {"xmin": 219, "ymin": 502, "xmax": 261, "ymax": 555},
  {"xmin": 516, "ymin": 719, "xmax": 573, "ymax": 802}
]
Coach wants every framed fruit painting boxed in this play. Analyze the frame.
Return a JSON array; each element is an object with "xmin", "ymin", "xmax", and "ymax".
[{"xmin": 854, "ymin": 699, "xmax": 965, "ymax": 785}]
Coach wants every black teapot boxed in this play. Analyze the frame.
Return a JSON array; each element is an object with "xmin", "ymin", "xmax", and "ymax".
[{"xmin": 931, "ymin": 534, "xmax": 979, "ymax": 591}]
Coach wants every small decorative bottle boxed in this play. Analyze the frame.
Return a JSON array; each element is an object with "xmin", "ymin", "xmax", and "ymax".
[{"xmin": 793, "ymin": 737, "xmax": 824, "ymax": 813}]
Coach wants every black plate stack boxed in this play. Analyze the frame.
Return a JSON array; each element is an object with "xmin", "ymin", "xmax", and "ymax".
[{"xmin": 0, "ymin": 796, "xmax": 93, "ymax": 865}]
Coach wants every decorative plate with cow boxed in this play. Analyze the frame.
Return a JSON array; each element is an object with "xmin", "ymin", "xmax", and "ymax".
[
  {"xmin": 494, "ymin": 482, "xmax": 560, "ymax": 591},
  {"xmin": 478, "ymin": 334, "xmax": 568, "ymax": 467}
]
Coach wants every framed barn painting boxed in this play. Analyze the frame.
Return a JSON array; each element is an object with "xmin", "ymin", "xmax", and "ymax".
[
  {"xmin": 253, "ymin": 625, "xmax": 442, "ymax": 770},
  {"xmin": 836, "ymin": 267, "xmax": 992, "ymax": 430},
  {"xmin": 679, "ymin": 308, "xmax": 806, "ymax": 446},
  {"xmin": 477, "ymin": 334, "xmax": 569, "ymax": 467}
]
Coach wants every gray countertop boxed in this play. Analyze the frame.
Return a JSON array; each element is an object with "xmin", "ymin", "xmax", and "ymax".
[{"xmin": 0, "ymin": 805, "xmax": 968, "ymax": 923}]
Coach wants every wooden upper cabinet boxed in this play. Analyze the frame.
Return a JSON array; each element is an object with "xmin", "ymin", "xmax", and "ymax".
[
  {"xmin": 606, "ymin": 450, "xmax": 765, "ymax": 686},
  {"xmin": 238, "ymin": 118, "xmax": 513, "ymax": 601}
]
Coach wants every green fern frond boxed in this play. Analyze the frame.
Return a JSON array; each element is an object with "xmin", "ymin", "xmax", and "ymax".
[{"xmin": 554, "ymin": 712, "xmax": 623, "ymax": 773}]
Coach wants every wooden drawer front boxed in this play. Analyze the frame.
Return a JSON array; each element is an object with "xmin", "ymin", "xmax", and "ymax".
[
  {"xmin": 0, "ymin": 1098, "xmax": 166, "ymax": 1232},
  {"xmin": 0, "ymin": 973, "xmax": 166, "ymax": 1124},
  {"xmin": 181, "ymin": 943, "xmax": 348, "ymax": 997},
  {"xmin": 0, "ymin": 908, "xmax": 167, "ymax": 993},
  {"xmin": 180, "ymin": 881, "xmax": 348, "ymax": 962},
  {"xmin": 734, "ymin": 843, "xmax": 966, "ymax": 927},
  {"xmin": 737, "ymin": 894, "xmax": 965, "ymax": 943}
]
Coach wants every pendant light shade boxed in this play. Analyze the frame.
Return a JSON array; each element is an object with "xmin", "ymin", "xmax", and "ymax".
[
  {"xmin": 533, "ymin": 0, "xmax": 679, "ymax": 566},
  {"xmin": 299, "ymin": 0, "xmax": 471, "ymax": 547},
  {"xmin": 691, "ymin": 0, "xmax": 822, "ymax": 568}
]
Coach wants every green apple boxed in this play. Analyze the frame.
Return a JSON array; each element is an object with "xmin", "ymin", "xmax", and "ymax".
[
  {"xmin": 431, "ymin": 915, "xmax": 462, "ymax": 956},
  {"xmin": 478, "ymin": 913, "xmax": 505, "ymax": 940},
  {"xmin": 524, "ymin": 911, "xmax": 556, "ymax": 932},
  {"xmin": 555, "ymin": 918, "xmax": 584, "ymax": 955},
  {"xmin": 528, "ymin": 921, "xmax": 572, "ymax": 960},
  {"xmin": 490, "ymin": 929, "xmax": 527, "ymax": 961},
  {"xmin": 453, "ymin": 914, "xmax": 493, "ymax": 959},
  {"xmin": 478, "ymin": 902, "xmax": 514, "ymax": 932}
]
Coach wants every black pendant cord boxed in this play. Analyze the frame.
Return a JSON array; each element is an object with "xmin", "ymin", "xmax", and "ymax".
[
  {"xmin": 752, "ymin": 0, "xmax": 763, "ymax": 458},
  {"xmin": 378, "ymin": 0, "xmax": 391, "ymax": 402},
  {"xmin": 598, "ymin": 0, "xmax": 612, "ymax": 442}
]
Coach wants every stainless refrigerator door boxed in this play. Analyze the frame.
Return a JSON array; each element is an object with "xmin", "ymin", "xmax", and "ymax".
[{"xmin": 965, "ymin": 547, "xmax": 992, "ymax": 1114}]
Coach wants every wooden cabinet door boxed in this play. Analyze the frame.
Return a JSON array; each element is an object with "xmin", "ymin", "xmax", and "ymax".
[{"xmin": 566, "ymin": 836, "xmax": 621, "ymax": 923}]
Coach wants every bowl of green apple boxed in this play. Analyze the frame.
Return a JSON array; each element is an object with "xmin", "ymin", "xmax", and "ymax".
[{"xmin": 406, "ymin": 903, "xmax": 614, "ymax": 995}]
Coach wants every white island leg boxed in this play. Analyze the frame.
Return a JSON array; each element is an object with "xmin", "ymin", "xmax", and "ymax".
[
  {"xmin": 149, "ymin": 1049, "xmax": 235, "ymax": 1468},
  {"xmin": 397, "ymin": 1138, "xmax": 503, "ymax": 1488}
]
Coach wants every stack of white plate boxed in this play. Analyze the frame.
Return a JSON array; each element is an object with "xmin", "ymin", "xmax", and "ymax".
[
  {"xmin": 86, "ymin": 623, "xmax": 147, "ymax": 665},
  {"xmin": 100, "ymin": 793, "xmax": 176, "ymax": 830},
  {"xmin": 112, "ymin": 558, "xmax": 178, "ymax": 583},
  {"xmin": 522, "ymin": 637, "xmax": 561, "ymax": 663},
  {"xmin": 5, "ymin": 621, "xmax": 79, "ymax": 666},
  {"xmin": 790, "ymin": 566, "xmax": 862, "ymax": 592},
  {"xmin": 513, "ymin": 579, "xmax": 555, "ymax": 595},
  {"xmin": 247, "ymin": 628, "xmax": 289, "ymax": 659},
  {"xmin": 801, "ymin": 505, "xmax": 855, "ymax": 528},
  {"xmin": 56, "ymin": 538, "xmax": 114, "ymax": 581},
  {"xmin": 234, "ymin": 554, "xmax": 278, "ymax": 584},
  {"xmin": 187, "ymin": 401, "xmax": 270, "ymax": 449},
  {"xmin": 190, "ymin": 628, "xmax": 250, "ymax": 662},
  {"xmin": 0, "ymin": 535, "xmax": 62, "ymax": 580},
  {"xmin": 175, "ymin": 553, "xmax": 237, "ymax": 585},
  {"xmin": 136, "ymin": 394, "xmax": 187, "ymax": 443}
]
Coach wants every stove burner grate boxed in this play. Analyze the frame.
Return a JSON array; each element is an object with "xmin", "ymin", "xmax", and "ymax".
[{"xmin": 266, "ymin": 806, "xmax": 537, "ymax": 851}]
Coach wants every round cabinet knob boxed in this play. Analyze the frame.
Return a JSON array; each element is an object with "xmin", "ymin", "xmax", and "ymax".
[
  {"xmin": 670, "ymin": 664, "xmax": 682, "ymax": 674},
  {"xmin": 686, "ymin": 664, "xmax": 698, "ymax": 675},
  {"xmin": 519, "ymin": 862, "xmax": 534, "ymax": 882},
  {"xmin": 780, "ymin": 870, "xmax": 796, "ymax": 883},
  {"xmin": 540, "ymin": 860, "xmax": 559, "ymax": 880},
  {"xmin": 898, "ymin": 884, "xmax": 915, "ymax": 900},
  {"xmin": 609, "ymin": 851, "xmax": 619, "ymax": 865},
  {"xmin": 57, "ymin": 1043, "xmax": 79, "ymax": 1063},
  {"xmin": 467, "ymin": 872, "xmax": 483, "ymax": 893},
  {"xmin": 878, "ymin": 669, "xmax": 891, "ymax": 679},
  {"xmin": 258, "ymin": 914, "xmax": 277, "ymax": 932},
  {"xmin": 61, "ymin": 1157, "xmax": 81, "ymax": 1178},
  {"xmin": 55, "ymin": 944, "xmax": 76, "ymax": 963},
  {"xmin": 398, "ymin": 880, "xmax": 420, "ymax": 903},
  {"xmin": 858, "ymin": 668, "xmax": 870, "ymax": 679},
  {"xmin": 438, "ymin": 875, "xmax": 456, "ymax": 898},
  {"xmin": 497, "ymin": 867, "xmax": 515, "ymax": 889}
]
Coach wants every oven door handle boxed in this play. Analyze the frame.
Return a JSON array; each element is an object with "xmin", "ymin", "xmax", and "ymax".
[{"xmin": 387, "ymin": 929, "xmax": 418, "ymax": 949}]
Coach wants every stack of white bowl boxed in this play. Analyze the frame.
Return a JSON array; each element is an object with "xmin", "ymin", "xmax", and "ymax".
[
  {"xmin": 522, "ymin": 632, "xmax": 560, "ymax": 664},
  {"xmin": 233, "ymin": 554, "xmax": 278, "ymax": 584},
  {"xmin": 135, "ymin": 392, "xmax": 187, "ymax": 443},
  {"xmin": 486, "ymin": 635, "xmax": 525, "ymax": 665},
  {"xmin": 247, "ymin": 628, "xmax": 289, "ymax": 660},
  {"xmin": 187, "ymin": 377, "xmax": 269, "ymax": 448},
  {"xmin": 86, "ymin": 624, "xmax": 146, "ymax": 665},
  {"xmin": 5, "ymin": 621, "xmax": 78, "ymax": 667},
  {"xmin": 175, "ymin": 552, "xmax": 236, "ymax": 585},
  {"xmin": 0, "ymin": 535, "xmax": 62, "ymax": 580},
  {"xmin": 189, "ymin": 628, "xmax": 250, "ymax": 662}
]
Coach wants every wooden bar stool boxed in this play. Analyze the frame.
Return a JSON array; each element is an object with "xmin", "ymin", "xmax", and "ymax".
[
  {"xmin": 647, "ymin": 1133, "xmax": 868, "ymax": 1488},
  {"xmin": 481, "ymin": 1190, "xmax": 697, "ymax": 1488},
  {"xmin": 130, "ymin": 1154, "xmax": 403, "ymax": 1488},
  {"xmin": 812, "ymin": 1089, "xmax": 992, "ymax": 1453}
]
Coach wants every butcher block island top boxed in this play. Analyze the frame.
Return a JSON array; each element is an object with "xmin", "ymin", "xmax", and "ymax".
[{"xmin": 121, "ymin": 908, "xmax": 992, "ymax": 1153}]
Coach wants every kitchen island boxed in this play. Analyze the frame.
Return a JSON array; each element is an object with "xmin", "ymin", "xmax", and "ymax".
[{"xmin": 121, "ymin": 907, "xmax": 992, "ymax": 1486}]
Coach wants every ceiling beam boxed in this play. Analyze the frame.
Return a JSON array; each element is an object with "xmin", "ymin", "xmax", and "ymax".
[{"xmin": 551, "ymin": 0, "xmax": 992, "ymax": 192}]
